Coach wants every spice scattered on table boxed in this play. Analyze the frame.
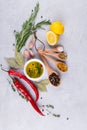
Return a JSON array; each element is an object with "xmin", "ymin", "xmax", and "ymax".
[
  {"xmin": 67, "ymin": 117, "xmax": 69, "ymax": 120},
  {"xmin": 40, "ymin": 104, "xmax": 60, "ymax": 118}
]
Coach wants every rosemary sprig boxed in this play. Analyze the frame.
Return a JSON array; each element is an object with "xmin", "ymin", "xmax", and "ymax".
[
  {"xmin": 15, "ymin": 2, "xmax": 51, "ymax": 52},
  {"xmin": 15, "ymin": 3, "xmax": 39, "ymax": 52},
  {"xmin": 33, "ymin": 20, "xmax": 51, "ymax": 30}
]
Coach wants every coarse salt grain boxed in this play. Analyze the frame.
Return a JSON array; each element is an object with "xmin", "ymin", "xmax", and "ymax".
[{"xmin": 57, "ymin": 46, "xmax": 64, "ymax": 52}]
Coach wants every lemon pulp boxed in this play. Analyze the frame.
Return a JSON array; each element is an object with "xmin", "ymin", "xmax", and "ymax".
[{"xmin": 46, "ymin": 31, "xmax": 59, "ymax": 46}]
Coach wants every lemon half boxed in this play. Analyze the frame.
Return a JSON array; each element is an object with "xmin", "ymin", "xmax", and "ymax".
[{"xmin": 46, "ymin": 31, "xmax": 59, "ymax": 46}]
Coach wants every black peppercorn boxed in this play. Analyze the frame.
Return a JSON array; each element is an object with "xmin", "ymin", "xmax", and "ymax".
[{"xmin": 49, "ymin": 72, "xmax": 60, "ymax": 86}]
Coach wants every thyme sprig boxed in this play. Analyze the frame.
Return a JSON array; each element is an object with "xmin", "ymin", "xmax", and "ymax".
[{"xmin": 40, "ymin": 104, "xmax": 60, "ymax": 118}]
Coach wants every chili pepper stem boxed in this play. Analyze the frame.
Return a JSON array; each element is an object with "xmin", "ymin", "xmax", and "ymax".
[{"xmin": 0, "ymin": 66, "xmax": 8, "ymax": 72}]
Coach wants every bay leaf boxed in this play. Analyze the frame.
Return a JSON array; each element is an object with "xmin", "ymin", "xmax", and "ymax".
[
  {"xmin": 39, "ymin": 79, "xmax": 50, "ymax": 85},
  {"xmin": 35, "ymin": 79, "xmax": 49, "ymax": 92},
  {"xmin": 5, "ymin": 58, "xmax": 21, "ymax": 69},
  {"xmin": 15, "ymin": 50, "xmax": 24, "ymax": 67},
  {"xmin": 36, "ymin": 83, "xmax": 47, "ymax": 92}
]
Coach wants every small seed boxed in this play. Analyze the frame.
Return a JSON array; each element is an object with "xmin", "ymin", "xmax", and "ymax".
[
  {"xmin": 13, "ymin": 43, "xmax": 15, "ymax": 46},
  {"xmin": 67, "ymin": 117, "xmax": 69, "ymax": 120},
  {"xmin": 42, "ymin": 109, "xmax": 44, "ymax": 112},
  {"xmin": 40, "ymin": 97, "xmax": 43, "ymax": 99}
]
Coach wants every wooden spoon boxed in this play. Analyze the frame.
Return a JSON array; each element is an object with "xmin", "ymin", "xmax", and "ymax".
[
  {"xmin": 40, "ymin": 54, "xmax": 61, "ymax": 86},
  {"xmin": 44, "ymin": 45, "xmax": 64, "ymax": 53},
  {"xmin": 38, "ymin": 49, "xmax": 67, "ymax": 61},
  {"xmin": 41, "ymin": 53, "xmax": 68, "ymax": 73}
]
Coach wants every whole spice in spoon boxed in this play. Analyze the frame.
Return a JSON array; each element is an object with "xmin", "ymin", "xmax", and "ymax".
[{"xmin": 49, "ymin": 72, "xmax": 60, "ymax": 86}]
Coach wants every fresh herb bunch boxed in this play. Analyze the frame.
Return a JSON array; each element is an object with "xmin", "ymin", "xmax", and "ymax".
[{"xmin": 15, "ymin": 2, "xmax": 51, "ymax": 52}]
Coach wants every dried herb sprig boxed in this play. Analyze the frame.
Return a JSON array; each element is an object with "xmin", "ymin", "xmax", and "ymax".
[
  {"xmin": 41, "ymin": 104, "xmax": 54, "ymax": 109},
  {"xmin": 40, "ymin": 104, "xmax": 60, "ymax": 118},
  {"xmin": 7, "ymin": 79, "xmax": 16, "ymax": 92}
]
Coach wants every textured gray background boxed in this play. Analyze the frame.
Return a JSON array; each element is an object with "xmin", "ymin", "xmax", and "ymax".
[{"xmin": 0, "ymin": 0, "xmax": 87, "ymax": 130}]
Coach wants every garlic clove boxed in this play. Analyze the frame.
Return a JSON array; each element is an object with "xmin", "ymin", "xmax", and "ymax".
[
  {"xmin": 29, "ymin": 50, "xmax": 35, "ymax": 57},
  {"xmin": 23, "ymin": 49, "xmax": 30, "ymax": 59},
  {"xmin": 28, "ymin": 40, "xmax": 35, "ymax": 49}
]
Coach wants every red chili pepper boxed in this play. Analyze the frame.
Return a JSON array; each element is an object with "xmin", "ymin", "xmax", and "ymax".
[
  {"xmin": 7, "ymin": 69, "xmax": 39, "ymax": 102},
  {"xmin": 11, "ymin": 77, "xmax": 44, "ymax": 116}
]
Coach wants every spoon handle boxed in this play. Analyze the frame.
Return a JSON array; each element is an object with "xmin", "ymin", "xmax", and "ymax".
[
  {"xmin": 40, "ymin": 54, "xmax": 52, "ymax": 73},
  {"xmin": 40, "ymin": 50, "xmax": 67, "ymax": 61},
  {"xmin": 42, "ymin": 53, "xmax": 58, "ymax": 65},
  {"xmin": 44, "ymin": 49, "xmax": 58, "ymax": 53},
  {"xmin": 44, "ymin": 46, "xmax": 64, "ymax": 53}
]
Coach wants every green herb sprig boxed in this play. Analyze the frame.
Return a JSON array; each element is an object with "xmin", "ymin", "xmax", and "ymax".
[
  {"xmin": 15, "ymin": 2, "xmax": 51, "ymax": 52},
  {"xmin": 33, "ymin": 20, "xmax": 51, "ymax": 30}
]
